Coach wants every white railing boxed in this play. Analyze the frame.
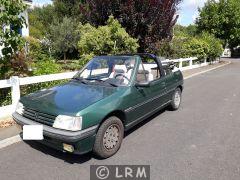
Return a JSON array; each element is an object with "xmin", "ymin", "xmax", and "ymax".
[
  {"xmin": 0, "ymin": 57, "xmax": 219, "ymax": 119},
  {"xmin": 163, "ymin": 57, "xmax": 205, "ymax": 71},
  {"xmin": 0, "ymin": 71, "xmax": 77, "ymax": 119}
]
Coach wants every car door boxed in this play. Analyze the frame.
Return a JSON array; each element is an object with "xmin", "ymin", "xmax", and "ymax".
[
  {"xmin": 162, "ymin": 68, "xmax": 182, "ymax": 101},
  {"xmin": 125, "ymin": 60, "xmax": 168, "ymax": 127}
]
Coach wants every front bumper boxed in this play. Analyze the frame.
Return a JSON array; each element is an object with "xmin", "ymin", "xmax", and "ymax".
[{"xmin": 12, "ymin": 112, "xmax": 98, "ymax": 154}]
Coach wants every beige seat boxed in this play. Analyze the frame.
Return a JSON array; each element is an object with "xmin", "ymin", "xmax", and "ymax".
[{"xmin": 140, "ymin": 64, "xmax": 154, "ymax": 81}]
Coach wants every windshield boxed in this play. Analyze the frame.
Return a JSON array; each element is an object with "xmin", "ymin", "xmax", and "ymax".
[{"xmin": 74, "ymin": 56, "xmax": 136, "ymax": 86}]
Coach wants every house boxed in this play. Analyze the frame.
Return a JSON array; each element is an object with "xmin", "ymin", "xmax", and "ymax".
[
  {"xmin": 0, "ymin": 0, "xmax": 32, "ymax": 56},
  {"xmin": 20, "ymin": 0, "xmax": 32, "ymax": 37}
]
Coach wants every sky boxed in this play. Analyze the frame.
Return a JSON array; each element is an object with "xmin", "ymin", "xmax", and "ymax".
[{"xmin": 32, "ymin": 0, "xmax": 208, "ymax": 26}]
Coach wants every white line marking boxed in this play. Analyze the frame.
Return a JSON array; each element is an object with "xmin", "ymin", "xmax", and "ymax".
[
  {"xmin": 0, "ymin": 61, "xmax": 232, "ymax": 150},
  {"xmin": 0, "ymin": 135, "xmax": 21, "ymax": 149},
  {"xmin": 184, "ymin": 61, "xmax": 231, "ymax": 80}
]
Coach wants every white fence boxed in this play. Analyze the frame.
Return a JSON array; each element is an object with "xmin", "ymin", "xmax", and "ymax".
[
  {"xmin": 0, "ymin": 72, "xmax": 77, "ymax": 119},
  {"xmin": 0, "ymin": 57, "xmax": 219, "ymax": 119}
]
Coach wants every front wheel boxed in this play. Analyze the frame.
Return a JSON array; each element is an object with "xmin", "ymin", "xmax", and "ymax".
[
  {"xmin": 169, "ymin": 87, "xmax": 182, "ymax": 111},
  {"xmin": 93, "ymin": 116, "xmax": 124, "ymax": 159}
]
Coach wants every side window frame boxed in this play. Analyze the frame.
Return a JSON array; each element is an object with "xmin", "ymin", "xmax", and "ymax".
[
  {"xmin": 141, "ymin": 56, "xmax": 165, "ymax": 82},
  {"xmin": 135, "ymin": 60, "xmax": 148, "ymax": 83}
]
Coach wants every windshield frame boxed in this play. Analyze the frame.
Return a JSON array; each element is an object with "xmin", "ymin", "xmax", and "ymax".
[{"xmin": 73, "ymin": 55, "xmax": 140, "ymax": 87}]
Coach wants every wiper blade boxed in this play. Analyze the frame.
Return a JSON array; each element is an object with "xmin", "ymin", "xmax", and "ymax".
[
  {"xmin": 107, "ymin": 82, "xmax": 118, "ymax": 87},
  {"xmin": 86, "ymin": 78, "xmax": 118, "ymax": 87},
  {"xmin": 86, "ymin": 78, "xmax": 103, "ymax": 82},
  {"xmin": 72, "ymin": 77, "xmax": 88, "ymax": 84}
]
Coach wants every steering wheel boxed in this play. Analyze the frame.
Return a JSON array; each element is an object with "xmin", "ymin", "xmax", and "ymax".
[{"xmin": 114, "ymin": 74, "xmax": 130, "ymax": 83}]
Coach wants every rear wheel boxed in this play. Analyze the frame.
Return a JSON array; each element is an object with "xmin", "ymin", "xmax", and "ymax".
[
  {"xmin": 169, "ymin": 87, "xmax": 182, "ymax": 110},
  {"xmin": 93, "ymin": 116, "xmax": 124, "ymax": 158}
]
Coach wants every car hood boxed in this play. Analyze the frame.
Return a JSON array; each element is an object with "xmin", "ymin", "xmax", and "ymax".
[{"xmin": 21, "ymin": 81, "xmax": 117, "ymax": 115}]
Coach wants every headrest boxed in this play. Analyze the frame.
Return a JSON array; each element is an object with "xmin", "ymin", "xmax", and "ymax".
[
  {"xmin": 138, "ymin": 70, "xmax": 149, "ymax": 74},
  {"xmin": 114, "ymin": 69, "xmax": 125, "ymax": 74}
]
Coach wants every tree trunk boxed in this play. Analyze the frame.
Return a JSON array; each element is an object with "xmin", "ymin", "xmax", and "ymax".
[{"xmin": 64, "ymin": 52, "xmax": 67, "ymax": 64}]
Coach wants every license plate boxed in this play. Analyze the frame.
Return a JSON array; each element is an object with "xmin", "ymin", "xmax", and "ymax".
[{"xmin": 23, "ymin": 125, "xmax": 44, "ymax": 140}]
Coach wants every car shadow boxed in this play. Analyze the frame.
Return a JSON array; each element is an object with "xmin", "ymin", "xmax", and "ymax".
[
  {"xmin": 20, "ymin": 133, "xmax": 93, "ymax": 164},
  {"xmin": 124, "ymin": 108, "xmax": 166, "ymax": 137},
  {"xmin": 20, "ymin": 107, "xmax": 168, "ymax": 164}
]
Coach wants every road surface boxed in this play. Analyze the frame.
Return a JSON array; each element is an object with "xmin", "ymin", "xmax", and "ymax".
[{"xmin": 0, "ymin": 58, "xmax": 239, "ymax": 180}]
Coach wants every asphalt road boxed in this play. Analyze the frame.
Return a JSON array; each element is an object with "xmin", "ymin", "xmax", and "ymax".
[{"xmin": 0, "ymin": 58, "xmax": 240, "ymax": 180}]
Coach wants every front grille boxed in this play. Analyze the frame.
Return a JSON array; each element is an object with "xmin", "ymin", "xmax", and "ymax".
[{"xmin": 22, "ymin": 108, "xmax": 56, "ymax": 126}]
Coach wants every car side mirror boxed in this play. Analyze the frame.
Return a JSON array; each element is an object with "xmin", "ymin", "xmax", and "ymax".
[{"xmin": 135, "ymin": 81, "xmax": 151, "ymax": 87}]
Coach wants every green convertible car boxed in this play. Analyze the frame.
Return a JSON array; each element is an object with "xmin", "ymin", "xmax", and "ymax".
[{"xmin": 13, "ymin": 53, "xmax": 183, "ymax": 158}]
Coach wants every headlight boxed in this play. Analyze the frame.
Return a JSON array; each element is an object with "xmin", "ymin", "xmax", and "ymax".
[
  {"xmin": 53, "ymin": 115, "xmax": 82, "ymax": 131},
  {"xmin": 16, "ymin": 102, "xmax": 24, "ymax": 115}
]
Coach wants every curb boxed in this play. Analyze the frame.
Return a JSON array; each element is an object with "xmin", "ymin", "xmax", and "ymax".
[
  {"xmin": 184, "ymin": 61, "xmax": 231, "ymax": 80},
  {"xmin": 0, "ymin": 61, "xmax": 232, "ymax": 150},
  {"xmin": 0, "ymin": 135, "xmax": 21, "ymax": 149}
]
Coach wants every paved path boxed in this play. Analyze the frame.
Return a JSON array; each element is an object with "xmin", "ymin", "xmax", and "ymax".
[{"xmin": 0, "ymin": 58, "xmax": 239, "ymax": 180}]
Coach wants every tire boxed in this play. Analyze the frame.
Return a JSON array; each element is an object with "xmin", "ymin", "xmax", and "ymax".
[
  {"xmin": 93, "ymin": 116, "xmax": 124, "ymax": 159},
  {"xmin": 169, "ymin": 87, "xmax": 182, "ymax": 111}
]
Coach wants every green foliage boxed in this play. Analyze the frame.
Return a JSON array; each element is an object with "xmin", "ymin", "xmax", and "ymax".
[
  {"xmin": 25, "ymin": 36, "xmax": 51, "ymax": 62},
  {"xmin": 25, "ymin": 36, "xmax": 42, "ymax": 59},
  {"xmin": 169, "ymin": 36, "xmax": 209, "ymax": 59},
  {"xmin": 180, "ymin": 37, "xmax": 209, "ymax": 59},
  {"xmin": 159, "ymin": 25, "xmax": 223, "ymax": 61},
  {"xmin": 33, "ymin": 59, "xmax": 62, "ymax": 76},
  {"xmin": 53, "ymin": 0, "xmax": 84, "ymax": 21},
  {"xmin": 28, "ymin": 5, "xmax": 55, "ymax": 39},
  {"xmin": 0, "ymin": 0, "xmax": 27, "ymax": 78},
  {"xmin": 200, "ymin": 32, "xmax": 224, "ymax": 61},
  {"xmin": 78, "ymin": 16, "xmax": 139, "ymax": 64},
  {"xmin": 21, "ymin": 80, "xmax": 67, "ymax": 97},
  {"xmin": 24, "ymin": 58, "xmax": 65, "ymax": 96},
  {"xmin": 49, "ymin": 17, "xmax": 80, "ymax": 61},
  {"xmin": 174, "ymin": 24, "xmax": 198, "ymax": 37},
  {"xmin": 59, "ymin": 60, "xmax": 83, "ymax": 71},
  {"xmin": 197, "ymin": 0, "xmax": 240, "ymax": 49},
  {"xmin": 80, "ymin": 0, "xmax": 182, "ymax": 53},
  {"xmin": 0, "ymin": 88, "xmax": 11, "ymax": 106}
]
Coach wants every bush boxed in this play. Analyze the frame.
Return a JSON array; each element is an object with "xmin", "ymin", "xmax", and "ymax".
[
  {"xmin": 159, "ymin": 28, "xmax": 223, "ymax": 61},
  {"xmin": 59, "ymin": 60, "xmax": 83, "ymax": 71},
  {"xmin": 200, "ymin": 32, "xmax": 223, "ymax": 61},
  {"xmin": 21, "ymin": 59, "xmax": 64, "ymax": 96},
  {"xmin": 180, "ymin": 37, "xmax": 209, "ymax": 59},
  {"xmin": 167, "ymin": 35, "xmax": 209, "ymax": 59},
  {"xmin": 25, "ymin": 36, "xmax": 41, "ymax": 57},
  {"xmin": 33, "ymin": 59, "xmax": 62, "ymax": 76},
  {"xmin": 25, "ymin": 36, "xmax": 50, "ymax": 61},
  {"xmin": 78, "ymin": 16, "xmax": 139, "ymax": 64}
]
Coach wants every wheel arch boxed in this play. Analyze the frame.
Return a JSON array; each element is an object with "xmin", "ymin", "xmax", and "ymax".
[
  {"xmin": 177, "ymin": 85, "xmax": 183, "ymax": 92},
  {"xmin": 99, "ymin": 110, "xmax": 126, "ymax": 129}
]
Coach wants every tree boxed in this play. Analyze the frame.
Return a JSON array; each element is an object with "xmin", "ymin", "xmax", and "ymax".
[
  {"xmin": 0, "ymin": 0, "xmax": 27, "ymax": 78},
  {"xmin": 168, "ymin": 35, "xmax": 209, "ymax": 59},
  {"xmin": 174, "ymin": 24, "xmax": 198, "ymax": 37},
  {"xmin": 78, "ymin": 16, "xmax": 139, "ymax": 63},
  {"xmin": 200, "ymin": 32, "xmax": 223, "ymax": 61},
  {"xmin": 197, "ymin": 0, "xmax": 240, "ymax": 51},
  {"xmin": 158, "ymin": 24, "xmax": 223, "ymax": 60},
  {"xmin": 53, "ymin": 0, "xmax": 85, "ymax": 21},
  {"xmin": 81, "ymin": 0, "xmax": 182, "ymax": 53},
  {"xmin": 48, "ymin": 17, "xmax": 80, "ymax": 62},
  {"xmin": 28, "ymin": 5, "xmax": 55, "ymax": 39}
]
